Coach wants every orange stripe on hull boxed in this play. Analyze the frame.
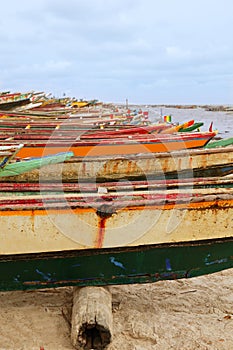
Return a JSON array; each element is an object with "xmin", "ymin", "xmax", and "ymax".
[
  {"xmin": 0, "ymin": 199, "xmax": 232, "ymax": 217},
  {"xmin": 16, "ymin": 139, "xmax": 209, "ymax": 158}
]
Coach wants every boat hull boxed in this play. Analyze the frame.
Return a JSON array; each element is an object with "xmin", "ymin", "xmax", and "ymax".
[
  {"xmin": 0, "ymin": 237, "xmax": 232, "ymax": 291},
  {"xmin": 4, "ymin": 131, "xmax": 216, "ymax": 158},
  {"xmin": 0, "ymin": 190, "xmax": 232, "ymax": 254},
  {"xmin": 2, "ymin": 146, "xmax": 233, "ymax": 182}
]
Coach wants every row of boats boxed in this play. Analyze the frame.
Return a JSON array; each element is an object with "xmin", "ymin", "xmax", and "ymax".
[{"xmin": 0, "ymin": 90, "xmax": 232, "ymax": 292}]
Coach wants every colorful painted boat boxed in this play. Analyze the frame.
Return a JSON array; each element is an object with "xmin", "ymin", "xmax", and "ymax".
[
  {"xmin": 178, "ymin": 122, "xmax": 204, "ymax": 132},
  {"xmin": 0, "ymin": 92, "xmax": 32, "ymax": 110},
  {"xmin": 160, "ymin": 120, "xmax": 195, "ymax": 134},
  {"xmin": 0, "ymin": 123, "xmax": 171, "ymax": 139},
  {"xmin": 0, "ymin": 131, "xmax": 217, "ymax": 159},
  {"xmin": 71, "ymin": 100, "xmax": 91, "ymax": 108},
  {"xmin": 2, "ymin": 143, "xmax": 232, "ymax": 182},
  {"xmin": 0, "ymin": 181, "xmax": 232, "ymax": 291},
  {"xmin": 79, "ymin": 124, "xmax": 170, "ymax": 139}
]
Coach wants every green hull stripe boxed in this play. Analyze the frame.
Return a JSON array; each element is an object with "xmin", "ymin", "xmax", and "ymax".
[{"xmin": 0, "ymin": 238, "xmax": 232, "ymax": 291}]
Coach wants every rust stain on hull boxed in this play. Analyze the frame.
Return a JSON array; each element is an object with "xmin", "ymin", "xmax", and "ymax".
[
  {"xmin": 95, "ymin": 204, "xmax": 115, "ymax": 248},
  {"xmin": 95, "ymin": 217, "xmax": 106, "ymax": 248}
]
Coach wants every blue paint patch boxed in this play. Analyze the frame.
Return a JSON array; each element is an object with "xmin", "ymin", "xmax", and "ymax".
[
  {"xmin": 165, "ymin": 258, "xmax": 172, "ymax": 271},
  {"xmin": 205, "ymin": 258, "xmax": 228, "ymax": 266},
  {"xmin": 110, "ymin": 257, "xmax": 126, "ymax": 270},
  {"xmin": 35, "ymin": 269, "xmax": 51, "ymax": 281}
]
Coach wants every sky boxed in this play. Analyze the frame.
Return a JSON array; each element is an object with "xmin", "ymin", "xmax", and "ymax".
[{"xmin": 1, "ymin": 0, "xmax": 233, "ymax": 104}]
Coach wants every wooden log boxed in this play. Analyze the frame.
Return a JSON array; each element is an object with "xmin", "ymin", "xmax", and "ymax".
[{"xmin": 71, "ymin": 286, "xmax": 113, "ymax": 350}]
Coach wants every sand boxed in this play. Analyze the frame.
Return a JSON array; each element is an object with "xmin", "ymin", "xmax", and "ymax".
[
  {"xmin": 0, "ymin": 107, "xmax": 232, "ymax": 349},
  {"xmin": 0, "ymin": 269, "xmax": 232, "ymax": 349}
]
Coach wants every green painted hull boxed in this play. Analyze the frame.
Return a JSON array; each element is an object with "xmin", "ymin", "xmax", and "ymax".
[
  {"xmin": 0, "ymin": 238, "xmax": 232, "ymax": 291},
  {"xmin": 179, "ymin": 122, "xmax": 204, "ymax": 132},
  {"xmin": 205, "ymin": 137, "xmax": 233, "ymax": 149},
  {"xmin": 0, "ymin": 151, "xmax": 73, "ymax": 177}
]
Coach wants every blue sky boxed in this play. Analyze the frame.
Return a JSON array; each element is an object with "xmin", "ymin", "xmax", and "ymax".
[{"xmin": 1, "ymin": 0, "xmax": 233, "ymax": 104}]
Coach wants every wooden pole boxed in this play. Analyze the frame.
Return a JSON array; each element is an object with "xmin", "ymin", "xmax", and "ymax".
[{"xmin": 71, "ymin": 286, "xmax": 113, "ymax": 350}]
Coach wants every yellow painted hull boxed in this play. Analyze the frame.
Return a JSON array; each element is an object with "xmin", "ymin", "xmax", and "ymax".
[{"xmin": 0, "ymin": 189, "xmax": 232, "ymax": 255}]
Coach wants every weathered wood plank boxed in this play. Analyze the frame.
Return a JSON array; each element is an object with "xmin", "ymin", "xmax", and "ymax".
[{"xmin": 71, "ymin": 286, "xmax": 112, "ymax": 349}]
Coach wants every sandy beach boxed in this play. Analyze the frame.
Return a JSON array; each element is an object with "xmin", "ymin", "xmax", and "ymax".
[
  {"xmin": 0, "ymin": 107, "xmax": 232, "ymax": 349},
  {"xmin": 0, "ymin": 269, "xmax": 232, "ymax": 349}
]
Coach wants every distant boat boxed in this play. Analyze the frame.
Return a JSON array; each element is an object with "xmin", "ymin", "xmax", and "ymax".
[
  {"xmin": 71, "ymin": 101, "xmax": 90, "ymax": 108},
  {"xmin": 0, "ymin": 92, "xmax": 32, "ymax": 110}
]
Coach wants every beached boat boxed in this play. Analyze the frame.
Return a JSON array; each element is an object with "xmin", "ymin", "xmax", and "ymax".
[
  {"xmin": 79, "ymin": 120, "xmax": 196, "ymax": 139},
  {"xmin": 71, "ymin": 100, "xmax": 91, "ymax": 108},
  {"xmin": 178, "ymin": 122, "xmax": 204, "ymax": 132},
  {"xmin": 2, "ymin": 143, "xmax": 232, "ymax": 182},
  {"xmin": 0, "ymin": 131, "xmax": 217, "ymax": 159},
  {"xmin": 0, "ymin": 123, "xmax": 172, "ymax": 140},
  {"xmin": 0, "ymin": 180, "xmax": 232, "ymax": 291},
  {"xmin": 0, "ymin": 92, "xmax": 32, "ymax": 110}
]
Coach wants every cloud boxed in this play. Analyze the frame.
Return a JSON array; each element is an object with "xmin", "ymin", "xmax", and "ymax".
[
  {"xmin": 165, "ymin": 46, "xmax": 192, "ymax": 59},
  {"xmin": 0, "ymin": 0, "xmax": 233, "ymax": 103}
]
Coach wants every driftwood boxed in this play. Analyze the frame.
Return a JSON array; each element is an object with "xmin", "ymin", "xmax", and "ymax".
[{"xmin": 71, "ymin": 286, "xmax": 113, "ymax": 350}]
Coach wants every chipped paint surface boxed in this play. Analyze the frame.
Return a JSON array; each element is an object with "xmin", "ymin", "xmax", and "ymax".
[
  {"xmin": 0, "ymin": 176, "xmax": 232, "ymax": 291},
  {"xmin": 110, "ymin": 257, "xmax": 126, "ymax": 270},
  {"xmin": 2, "ymin": 146, "xmax": 233, "ymax": 182},
  {"xmin": 0, "ymin": 192, "xmax": 232, "ymax": 254},
  {"xmin": 0, "ymin": 237, "xmax": 232, "ymax": 291}
]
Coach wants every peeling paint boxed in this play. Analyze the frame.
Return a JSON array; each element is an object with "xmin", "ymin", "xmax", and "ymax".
[
  {"xmin": 110, "ymin": 257, "xmax": 126, "ymax": 269},
  {"xmin": 35, "ymin": 269, "xmax": 52, "ymax": 281}
]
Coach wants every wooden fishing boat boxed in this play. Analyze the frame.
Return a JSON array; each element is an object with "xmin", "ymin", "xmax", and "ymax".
[
  {"xmin": 71, "ymin": 100, "xmax": 91, "ymax": 108},
  {"xmin": 0, "ymin": 131, "xmax": 217, "ymax": 159},
  {"xmin": 0, "ymin": 91, "xmax": 22, "ymax": 102},
  {"xmin": 79, "ymin": 124, "xmax": 170, "ymax": 139},
  {"xmin": 0, "ymin": 180, "xmax": 232, "ymax": 291},
  {"xmin": 0, "ymin": 123, "xmax": 171, "ymax": 139},
  {"xmin": 179, "ymin": 122, "xmax": 204, "ymax": 132},
  {"xmin": 0, "ymin": 126, "xmax": 175, "ymax": 143},
  {"xmin": 2, "ymin": 143, "xmax": 232, "ymax": 183},
  {"xmin": 0, "ymin": 92, "xmax": 32, "ymax": 110}
]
